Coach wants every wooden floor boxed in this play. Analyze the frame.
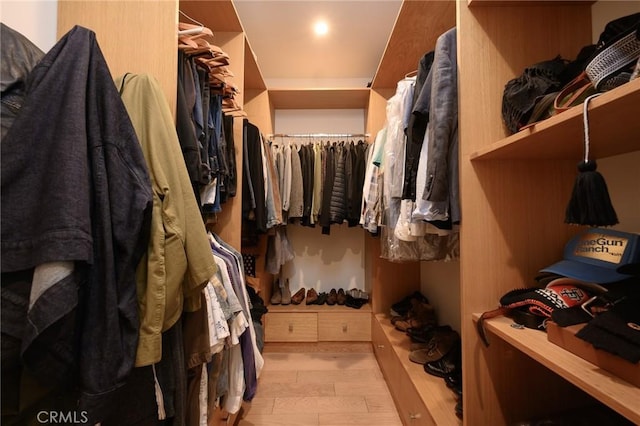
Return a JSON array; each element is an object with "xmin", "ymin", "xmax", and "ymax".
[{"xmin": 237, "ymin": 343, "xmax": 403, "ymax": 426}]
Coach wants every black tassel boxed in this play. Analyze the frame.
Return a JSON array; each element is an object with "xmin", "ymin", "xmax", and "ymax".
[
  {"xmin": 564, "ymin": 93, "xmax": 618, "ymax": 227},
  {"xmin": 565, "ymin": 159, "xmax": 618, "ymax": 226}
]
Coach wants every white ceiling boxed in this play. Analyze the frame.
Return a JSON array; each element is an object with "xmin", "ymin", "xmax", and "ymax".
[{"xmin": 234, "ymin": 0, "xmax": 403, "ymax": 88}]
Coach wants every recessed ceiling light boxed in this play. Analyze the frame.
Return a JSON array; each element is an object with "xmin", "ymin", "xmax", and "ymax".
[{"xmin": 314, "ymin": 20, "xmax": 329, "ymax": 36}]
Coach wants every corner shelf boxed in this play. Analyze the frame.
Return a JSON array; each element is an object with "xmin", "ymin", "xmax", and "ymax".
[
  {"xmin": 472, "ymin": 313, "xmax": 640, "ymax": 424},
  {"xmin": 470, "ymin": 78, "xmax": 640, "ymax": 161}
]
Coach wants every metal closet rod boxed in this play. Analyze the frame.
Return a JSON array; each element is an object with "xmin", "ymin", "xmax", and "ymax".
[{"xmin": 268, "ymin": 133, "xmax": 369, "ymax": 138}]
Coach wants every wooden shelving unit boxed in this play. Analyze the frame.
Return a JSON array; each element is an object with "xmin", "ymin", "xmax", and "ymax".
[
  {"xmin": 474, "ymin": 314, "xmax": 640, "ymax": 424},
  {"xmin": 470, "ymin": 78, "xmax": 640, "ymax": 161}
]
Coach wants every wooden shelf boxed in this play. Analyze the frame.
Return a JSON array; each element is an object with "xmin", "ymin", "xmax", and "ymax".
[
  {"xmin": 370, "ymin": 1, "xmax": 456, "ymax": 90},
  {"xmin": 268, "ymin": 88, "xmax": 370, "ymax": 109},
  {"xmin": 468, "ymin": 0, "xmax": 595, "ymax": 6},
  {"xmin": 374, "ymin": 314, "xmax": 460, "ymax": 426},
  {"xmin": 180, "ymin": 0, "xmax": 243, "ymax": 32},
  {"xmin": 268, "ymin": 302, "xmax": 372, "ymax": 314},
  {"xmin": 473, "ymin": 314, "xmax": 640, "ymax": 424},
  {"xmin": 470, "ymin": 79, "xmax": 640, "ymax": 161}
]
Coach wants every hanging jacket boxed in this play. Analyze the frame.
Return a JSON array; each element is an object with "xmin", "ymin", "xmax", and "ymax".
[
  {"xmin": 402, "ymin": 51, "xmax": 435, "ymax": 200},
  {"xmin": 116, "ymin": 73, "xmax": 218, "ymax": 367},
  {"xmin": 422, "ymin": 27, "xmax": 460, "ymax": 224},
  {"xmin": 1, "ymin": 26, "xmax": 153, "ymax": 423}
]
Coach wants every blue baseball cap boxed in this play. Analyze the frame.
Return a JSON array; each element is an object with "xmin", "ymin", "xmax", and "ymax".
[{"xmin": 540, "ymin": 228, "xmax": 640, "ymax": 284}]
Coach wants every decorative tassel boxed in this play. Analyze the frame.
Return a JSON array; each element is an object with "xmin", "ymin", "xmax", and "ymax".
[{"xmin": 564, "ymin": 93, "xmax": 618, "ymax": 226}]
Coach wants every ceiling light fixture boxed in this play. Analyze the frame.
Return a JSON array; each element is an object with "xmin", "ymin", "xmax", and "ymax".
[{"xmin": 313, "ymin": 20, "xmax": 329, "ymax": 36}]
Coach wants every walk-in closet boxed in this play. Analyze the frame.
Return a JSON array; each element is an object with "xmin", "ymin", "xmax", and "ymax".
[{"xmin": 2, "ymin": 1, "xmax": 639, "ymax": 425}]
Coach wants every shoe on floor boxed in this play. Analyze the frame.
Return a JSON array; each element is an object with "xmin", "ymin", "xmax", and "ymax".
[{"xmin": 291, "ymin": 287, "xmax": 305, "ymax": 305}]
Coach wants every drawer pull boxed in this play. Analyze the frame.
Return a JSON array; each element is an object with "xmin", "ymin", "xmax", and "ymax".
[
  {"xmin": 288, "ymin": 323, "xmax": 293, "ymax": 332},
  {"xmin": 376, "ymin": 344, "xmax": 385, "ymax": 349},
  {"xmin": 409, "ymin": 412, "xmax": 422, "ymax": 420},
  {"xmin": 342, "ymin": 324, "xmax": 348, "ymax": 332}
]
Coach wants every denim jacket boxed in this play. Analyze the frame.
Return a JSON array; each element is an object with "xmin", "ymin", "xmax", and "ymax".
[{"xmin": 1, "ymin": 25, "xmax": 153, "ymax": 423}]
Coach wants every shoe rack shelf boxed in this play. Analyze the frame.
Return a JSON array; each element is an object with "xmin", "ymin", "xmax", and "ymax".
[
  {"xmin": 373, "ymin": 314, "xmax": 461, "ymax": 426},
  {"xmin": 473, "ymin": 314, "xmax": 640, "ymax": 424}
]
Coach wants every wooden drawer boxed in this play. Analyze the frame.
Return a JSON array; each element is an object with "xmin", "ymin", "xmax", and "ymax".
[
  {"xmin": 318, "ymin": 312, "xmax": 371, "ymax": 341},
  {"xmin": 264, "ymin": 312, "xmax": 317, "ymax": 342}
]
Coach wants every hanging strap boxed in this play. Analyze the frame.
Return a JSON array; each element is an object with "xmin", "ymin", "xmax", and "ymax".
[
  {"xmin": 581, "ymin": 92, "xmax": 603, "ymax": 162},
  {"xmin": 152, "ymin": 364, "xmax": 167, "ymax": 420}
]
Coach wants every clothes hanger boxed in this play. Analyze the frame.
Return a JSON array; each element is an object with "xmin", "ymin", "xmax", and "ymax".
[
  {"xmin": 178, "ymin": 10, "xmax": 210, "ymax": 36},
  {"xmin": 405, "ymin": 69, "xmax": 418, "ymax": 79}
]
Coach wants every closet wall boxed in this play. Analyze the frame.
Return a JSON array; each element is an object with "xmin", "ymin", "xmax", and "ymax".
[{"xmin": 1, "ymin": 1, "xmax": 57, "ymax": 51}]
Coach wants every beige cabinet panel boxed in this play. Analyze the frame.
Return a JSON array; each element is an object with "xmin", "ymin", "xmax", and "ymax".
[
  {"xmin": 318, "ymin": 312, "xmax": 371, "ymax": 341},
  {"xmin": 264, "ymin": 312, "xmax": 318, "ymax": 342}
]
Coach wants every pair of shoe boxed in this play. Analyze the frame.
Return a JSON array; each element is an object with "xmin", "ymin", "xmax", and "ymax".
[
  {"xmin": 390, "ymin": 291, "xmax": 430, "ymax": 317},
  {"xmin": 306, "ymin": 288, "xmax": 319, "ymax": 305},
  {"xmin": 423, "ymin": 338, "xmax": 461, "ymax": 378},
  {"xmin": 270, "ymin": 279, "xmax": 291, "ymax": 305},
  {"xmin": 305, "ymin": 288, "xmax": 349, "ymax": 306},
  {"xmin": 291, "ymin": 287, "xmax": 305, "ymax": 305},
  {"xmin": 408, "ymin": 327, "xmax": 460, "ymax": 365},
  {"xmin": 327, "ymin": 288, "xmax": 347, "ymax": 305},
  {"xmin": 347, "ymin": 288, "xmax": 369, "ymax": 300},
  {"xmin": 345, "ymin": 294, "xmax": 367, "ymax": 309},
  {"xmin": 392, "ymin": 298, "xmax": 437, "ymax": 332}
]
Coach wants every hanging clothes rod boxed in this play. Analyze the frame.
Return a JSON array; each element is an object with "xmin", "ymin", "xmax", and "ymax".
[{"xmin": 268, "ymin": 133, "xmax": 369, "ymax": 138}]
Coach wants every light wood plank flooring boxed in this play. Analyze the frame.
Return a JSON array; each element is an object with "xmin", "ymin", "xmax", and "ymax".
[{"xmin": 238, "ymin": 343, "xmax": 402, "ymax": 426}]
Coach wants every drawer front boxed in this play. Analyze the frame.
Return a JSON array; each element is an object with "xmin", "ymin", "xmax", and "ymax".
[
  {"xmin": 264, "ymin": 312, "xmax": 317, "ymax": 342},
  {"xmin": 318, "ymin": 312, "xmax": 371, "ymax": 341},
  {"xmin": 372, "ymin": 318, "xmax": 434, "ymax": 425},
  {"xmin": 372, "ymin": 317, "xmax": 393, "ymax": 375}
]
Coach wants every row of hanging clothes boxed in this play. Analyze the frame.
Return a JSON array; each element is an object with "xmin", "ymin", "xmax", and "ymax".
[
  {"xmin": 1, "ymin": 21, "xmax": 265, "ymax": 426},
  {"xmin": 361, "ymin": 26, "xmax": 460, "ymax": 262},
  {"xmin": 242, "ymin": 132, "xmax": 369, "ymax": 273},
  {"xmin": 177, "ymin": 12, "xmax": 243, "ymax": 218}
]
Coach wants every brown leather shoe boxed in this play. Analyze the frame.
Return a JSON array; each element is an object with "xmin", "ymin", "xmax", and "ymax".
[
  {"xmin": 306, "ymin": 288, "xmax": 318, "ymax": 305},
  {"xmin": 337, "ymin": 288, "xmax": 346, "ymax": 305},
  {"xmin": 291, "ymin": 287, "xmax": 305, "ymax": 305},
  {"xmin": 326, "ymin": 289, "xmax": 338, "ymax": 305}
]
